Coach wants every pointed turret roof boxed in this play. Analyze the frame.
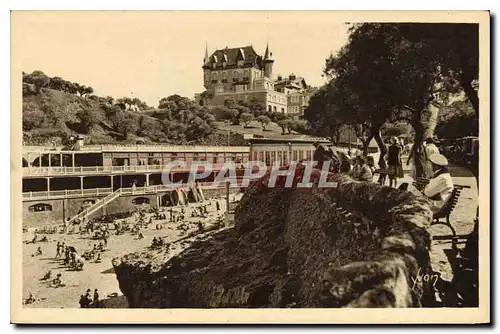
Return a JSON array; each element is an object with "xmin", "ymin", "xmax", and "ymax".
[
  {"xmin": 203, "ymin": 43, "xmax": 209, "ymax": 64},
  {"xmin": 263, "ymin": 42, "xmax": 273, "ymax": 62}
]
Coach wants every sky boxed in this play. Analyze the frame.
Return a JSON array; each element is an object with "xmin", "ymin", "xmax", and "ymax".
[{"xmin": 12, "ymin": 11, "xmax": 349, "ymax": 106}]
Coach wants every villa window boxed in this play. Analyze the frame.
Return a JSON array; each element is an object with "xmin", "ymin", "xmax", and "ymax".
[
  {"xmin": 29, "ymin": 203, "xmax": 52, "ymax": 213},
  {"xmin": 268, "ymin": 105, "xmax": 272, "ymax": 112},
  {"xmin": 273, "ymin": 106, "xmax": 277, "ymax": 112}
]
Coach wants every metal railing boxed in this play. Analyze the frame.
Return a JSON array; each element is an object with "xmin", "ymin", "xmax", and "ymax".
[
  {"xmin": 22, "ymin": 144, "xmax": 250, "ymax": 154},
  {"xmin": 23, "ymin": 181, "xmax": 243, "ymax": 201},
  {"xmin": 65, "ymin": 188, "xmax": 122, "ymax": 225},
  {"xmin": 22, "ymin": 163, "xmax": 248, "ymax": 177}
]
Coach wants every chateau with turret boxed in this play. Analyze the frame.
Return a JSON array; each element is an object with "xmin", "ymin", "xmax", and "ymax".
[{"xmin": 195, "ymin": 44, "xmax": 312, "ymax": 116}]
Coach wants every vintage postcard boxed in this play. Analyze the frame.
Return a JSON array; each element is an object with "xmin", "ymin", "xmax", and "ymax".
[{"xmin": 11, "ymin": 10, "xmax": 490, "ymax": 324}]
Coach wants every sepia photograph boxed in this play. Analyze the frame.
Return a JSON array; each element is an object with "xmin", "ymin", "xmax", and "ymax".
[{"xmin": 10, "ymin": 10, "xmax": 490, "ymax": 324}]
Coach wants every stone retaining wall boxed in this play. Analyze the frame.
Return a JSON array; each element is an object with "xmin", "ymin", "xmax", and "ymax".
[{"xmin": 113, "ymin": 167, "xmax": 434, "ymax": 308}]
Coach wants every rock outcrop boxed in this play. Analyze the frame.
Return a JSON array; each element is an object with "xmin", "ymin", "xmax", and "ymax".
[{"xmin": 113, "ymin": 167, "xmax": 435, "ymax": 308}]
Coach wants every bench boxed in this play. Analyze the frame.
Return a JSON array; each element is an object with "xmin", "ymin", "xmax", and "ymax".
[{"xmin": 412, "ymin": 178, "xmax": 471, "ymax": 250}]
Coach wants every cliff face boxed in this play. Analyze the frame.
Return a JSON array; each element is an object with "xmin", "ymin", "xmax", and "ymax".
[{"xmin": 113, "ymin": 168, "xmax": 434, "ymax": 308}]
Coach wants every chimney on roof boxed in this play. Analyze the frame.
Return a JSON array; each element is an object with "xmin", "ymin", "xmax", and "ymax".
[
  {"xmin": 277, "ymin": 74, "xmax": 282, "ymax": 81},
  {"xmin": 289, "ymin": 73, "xmax": 296, "ymax": 80}
]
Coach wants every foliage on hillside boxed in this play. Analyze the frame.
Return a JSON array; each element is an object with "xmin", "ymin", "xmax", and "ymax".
[
  {"xmin": 22, "ymin": 71, "xmax": 218, "ymax": 146},
  {"xmin": 212, "ymin": 97, "xmax": 310, "ymax": 136}
]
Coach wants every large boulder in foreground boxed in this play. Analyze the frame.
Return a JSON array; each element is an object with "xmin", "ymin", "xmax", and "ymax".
[{"xmin": 113, "ymin": 167, "xmax": 435, "ymax": 308}]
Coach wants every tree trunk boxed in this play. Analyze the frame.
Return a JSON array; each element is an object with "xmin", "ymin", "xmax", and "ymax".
[
  {"xmin": 373, "ymin": 130, "xmax": 387, "ymax": 157},
  {"xmin": 362, "ymin": 132, "xmax": 374, "ymax": 155},
  {"xmin": 423, "ymin": 102, "xmax": 440, "ymax": 139},
  {"xmin": 460, "ymin": 74, "xmax": 479, "ymax": 115},
  {"xmin": 412, "ymin": 111, "xmax": 425, "ymax": 178},
  {"xmin": 363, "ymin": 125, "xmax": 386, "ymax": 156}
]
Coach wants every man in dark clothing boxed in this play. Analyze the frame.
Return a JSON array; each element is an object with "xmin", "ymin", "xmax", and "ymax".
[
  {"xmin": 93, "ymin": 289, "xmax": 99, "ymax": 308},
  {"xmin": 83, "ymin": 289, "xmax": 92, "ymax": 308},
  {"xmin": 55, "ymin": 242, "xmax": 61, "ymax": 258},
  {"xmin": 313, "ymin": 141, "xmax": 328, "ymax": 170},
  {"xmin": 79, "ymin": 294, "xmax": 86, "ymax": 308}
]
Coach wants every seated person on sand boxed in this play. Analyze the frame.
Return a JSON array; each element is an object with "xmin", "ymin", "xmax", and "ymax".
[
  {"xmin": 52, "ymin": 273, "xmax": 64, "ymax": 287},
  {"xmin": 24, "ymin": 292, "xmax": 36, "ymax": 305},
  {"xmin": 41, "ymin": 270, "xmax": 52, "ymax": 281},
  {"xmin": 400, "ymin": 153, "xmax": 454, "ymax": 215}
]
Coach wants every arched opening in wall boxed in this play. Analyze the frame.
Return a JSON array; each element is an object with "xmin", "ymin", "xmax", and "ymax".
[
  {"xmin": 22, "ymin": 158, "xmax": 29, "ymax": 167},
  {"xmin": 28, "ymin": 203, "xmax": 52, "ymax": 212},
  {"xmin": 268, "ymin": 105, "xmax": 272, "ymax": 112},
  {"xmin": 132, "ymin": 197, "xmax": 150, "ymax": 205},
  {"xmin": 273, "ymin": 106, "xmax": 277, "ymax": 112}
]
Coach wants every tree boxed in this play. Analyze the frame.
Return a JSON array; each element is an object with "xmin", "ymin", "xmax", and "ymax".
[
  {"xmin": 115, "ymin": 98, "xmax": 127, "ymax": 110},
  {"xmin": 431, "ymin": 24, "xmax": 479, "ymax": 115},
  {"xmin": 137, "ymin": 101, "xmax": 149, "ymax": 111},
  {"xmin": 83, "ymin": 86, "xmax": 94, "ymax": 97},
  {"xmin": 304, "ymin": 83, "xmax": 352, "ymax": 144},
  {"xmin": 74, "ymin": 83, "xmax": 85, "ymax": 96},
  {"xmin": 256, "ymin": 115, "xmax": 271, "ymax": 131},
  {"xmin": 27, "ymin": 71, "xmax": 50, "ymax": 94},
  {"xmin": 248, "ymin": 97, "xmax": 265, "ymax": 116},
  {"xmin": 22, "ymin": 83, "xmax": 37, "ymax": 97},
  {"xmin": 63, "ymin": 81, "xmax": 77, "ymax": 94},
  {"xmin": 324, "ymin": 23, "xmax": 478, "ymax": 176},
  {"xmin": 73, "ymin": 83, "xmax": 93, "ymax": 97},
  {"xmin": 290, "ymin": 119, "xmax": 309, "ymax": 135},
  {"xmin": 104, "ymin": 96, "xmax": 115, "ymax": 105},
  {"xmin": 76, "ymin": 108, "xmax": 101, "ymax": 133},
  {"xmin": 137, "ymin": 115, "xmax": 157, "ymax": 137},
  {"xmin": 49, "ymin": 76, "xmax": 66, "ymax": 91},
  {"xmin": 110, "ymin": 112, "xmax": 137, "ymax": 140},
  {"xmin": 435, "ymin": 99, "xmax": 477, "ymax": 139},
  {"xmin": 186, "ymin": 116, "xmax": 212, "ymax": 141},
  {"xmin": 23, "ymin": 102, "xmax": 46, "ymax": 130},
  {"xmin": 277, "ymin": 119, "xmax": 288, "ymax": 134},
  {"xmin": 286, "ymin": 119, "xmax": 297, "ymax": 134},
  {"xmin": 239, "ymin": 112, "xmax": 254, "ymax": 127}
]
